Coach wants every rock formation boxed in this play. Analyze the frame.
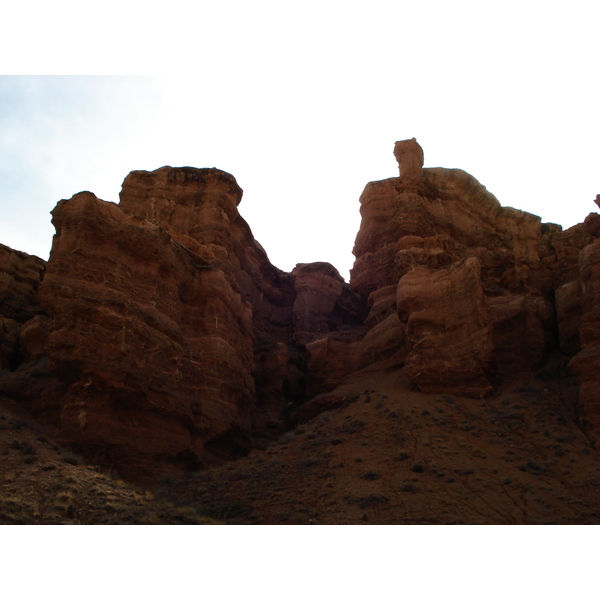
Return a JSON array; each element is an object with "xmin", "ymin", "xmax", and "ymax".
[
  {"xmin": 1, "ymin": 141, "xmax": 600, "ymax": 483},
  {"xmin": 393, "ymin": 137, "xmax": 424, "ymax": 179},
  {"xmin": 0, "ymin": 245, "xmax": 46, "ymax": 370},
  {"xmin": 0, "ymin": 167, "xmax": 364, "ymax": 484}
]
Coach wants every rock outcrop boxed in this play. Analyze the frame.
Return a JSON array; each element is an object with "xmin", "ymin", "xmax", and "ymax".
[
  {"xmin": 0, "ymin": 167, "xmax": 364, "ymax": 483},
  {"xmin": 2, "ymin": 140, "xmax": 600, "ymax": 483},
  {"xmin": 350, "ymin": 150, "xmax": 556, "ymax": 396},
  {"xmin": 568, "ymin": 237, "xmax": 600, "ymax": 438},
  {"xmin": 0, "ymin": 245, "xmax": 46, "ymax": 370},
  {"xmin": 394, "ymin": 138, "xmax": 424, "ymax": 179},
  {"xmin": 396, "ymin": 257, "xmax": 494, "ymax": 396}
]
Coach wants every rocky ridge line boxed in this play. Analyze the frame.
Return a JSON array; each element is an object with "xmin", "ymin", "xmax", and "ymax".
[{"xmin": 1, "ymin": 139, "xmax": 599, "ymax": 487}]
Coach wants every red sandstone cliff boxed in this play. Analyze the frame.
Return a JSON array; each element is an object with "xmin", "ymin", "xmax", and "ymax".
[{"xmin": 1, "ymin": 142, "xmax": 599, "ymax": 486}]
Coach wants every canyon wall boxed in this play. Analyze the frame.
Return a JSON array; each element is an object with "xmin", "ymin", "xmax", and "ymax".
[{"xmin": 1, "ymin": 141, "xmax": 599, "ymax": 483}]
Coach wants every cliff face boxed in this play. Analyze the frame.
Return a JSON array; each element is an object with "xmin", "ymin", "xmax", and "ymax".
[
  {"xmin": 0, "ymin": 167, "xmax": 363, "ymax": 483},
  {"xmin": 349, "ymin": 166, "xmax": 556, "ymax": 395},
  {"xmin": 1, "ymin": 142, "xmax": 599, "ymax": 485}
]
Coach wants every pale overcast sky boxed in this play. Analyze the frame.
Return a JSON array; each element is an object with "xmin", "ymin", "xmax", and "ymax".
[{"xmin": 1, "ymin": 0, "xmax": 598, "ymax": 281}]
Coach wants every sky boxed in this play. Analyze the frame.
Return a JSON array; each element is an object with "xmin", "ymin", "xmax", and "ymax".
[{"xmin": 1, "ymin": 0, "xmax": 598, "ymax": 282}]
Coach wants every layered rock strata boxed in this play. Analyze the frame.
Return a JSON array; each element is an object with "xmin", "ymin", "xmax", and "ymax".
[
  {"xmin": 0, "ymin": 245, "xmax": 46, "ymax": 370},
  {"xmin": 0, "ymin": 167, "xmax": 365, "ymax": 483},
  {"xmin": 2, "ymin": 141, "xmax": 600, "ymax": 479},
  {"xmin": 349, "ymin": 162, "xmax": 555, "ymax": 395}
]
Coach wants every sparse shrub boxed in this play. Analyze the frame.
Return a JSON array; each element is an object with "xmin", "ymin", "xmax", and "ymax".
[
  {"xmin": 401, "ymin": 482, "xmax": 417, "ymax": 493},
  {"xmin": 317, "ymin": 412, "xmax": 332, "ymax": 425},
  {"xmin": 7, "ymin": 417, "xmax": 27, "ymax": 430},
  {"xmin": 338, "ymin": 420, "xmax": 366, "ymax": 434},
  {"xmin": 60, "ymin": 454, "xmax": 80, "ymax": 466},
  {"xmin": 343, "ymin": 395, "xmax": 360, "ymax": 407},
  {"xmin": 360, "ymin": 471, "xmax": 380, "ymax": 480},
  {"xmin": 19, "ymin": 442, "xmax": 36, "ymax": 455},
  {"xmin": 411, "ymin": 463, "xmax": 425, "ymax": 474},
  {"xmin": 455, "ymin": 468, "xmax": 475, "ymax": 476},
  {"xmin": 395, "ymin": 451, "xmax": 410, "ymax": 462},
  {"xmin": 278, "ymin": 431, "xmax": 296, "ymax": 445},
  {"xmin": 299, "ymin": 458, "xmax": 320, "ymax": 468},
  {"xmin": 358, "ymin": 494, "xmax": 388, "ymax": 508},
  {"xmin": 329, "ymin": 438, "xmax": 343, "ymax": 445}
]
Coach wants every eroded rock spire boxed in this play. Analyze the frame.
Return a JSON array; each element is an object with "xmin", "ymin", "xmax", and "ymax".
[{"xmin": 393, "ymin": 137, "xmax": 424, "ymax": 179}]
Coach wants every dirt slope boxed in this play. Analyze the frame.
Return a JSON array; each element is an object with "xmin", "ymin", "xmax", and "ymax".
[{"xmin": 157, "ymin": 354, "xmax": 600, "ymax": 524}]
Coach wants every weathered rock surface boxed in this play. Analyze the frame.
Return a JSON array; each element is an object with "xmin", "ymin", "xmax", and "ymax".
[
  {"xmin": 15, "ymin": 188, "xmax": 258, "ymax": 481},
  {"xmin": 0, "ymin": 167, "xmax": 366, "ymax": 483},
  {"xmin": 0, "ymin": 245, "xmax": 46, "ymax": 370},
  {"xmin": 0, "ymin": 244, "xmax": 46, "ymax": 323},
  {"xmin": 396, "ymin": 257, "xmax": 494, "ymax": 396},
  {"xmin": 394, "ymin": 137, "xmax": 424, "ymax": 179},
  {"xmin": 2, "ymin": 141, "xmax": 600, "ymax": 483},
  {"xmin": 350, "ymin": 156, "xmax": 557, "ymax": 396},
  {"xmin": 568, "ymin": 238, "xmax": 600, "ymax": 439}
]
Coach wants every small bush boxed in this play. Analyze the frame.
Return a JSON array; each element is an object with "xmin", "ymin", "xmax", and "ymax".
[
  {"xmin": 360, "ymin": 471, "xmax": 380, "ymax": 481},
  {"xmin": 526, "ymin": 460, "xmax": 543, "ymax": 471},
  {"xmin": 338, "ymin": 420, "xmax": 366, "ymax": 434},
  {"xmin": 401, "ymin": 482, "xmax": 418, "ymax": 493},
  {"xmin": 299, "ymin": 458, "xmax": 320, "ymax": 468},
  {"xmin": 358, "ymin": 494, "xmax": 388, "ymax": 508},
  {"xmin": 7, "ymin": 417, "xmax": 27, "ymax": 431},
  {"xmin": 343, "ymin": 395, "xmax": 360, "ymax": 407}
]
